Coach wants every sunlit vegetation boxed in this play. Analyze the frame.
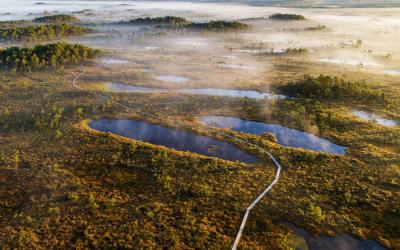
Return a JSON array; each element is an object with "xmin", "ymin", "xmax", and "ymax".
[
  {"xmin": 0, "ymin": 4, "xmax": 399, "ymax": 249},
  {"xmin": 0, "ymin": 69, "xmax": 398, "ymax": 248},
  {"xmin": 0, "ymin": 24, "xmax": 92, "ymax": 42},
  {"xmin": 33, "ymin": 14, "xmax": 80, "ymax": 24},
  {"xmin": 0, "ymin": 43, "xmax": 99, "ymax": 72},
  {"xmin": 279, "ymin": 75, "xmax": 386, "ymax": 104},
  {"xmin": 113, "ymin": 16, "xmax": 249, "ymax": 31},
  {"xmin": 269, "ymin": 13, "xmax": 306, "ymax": 20}
]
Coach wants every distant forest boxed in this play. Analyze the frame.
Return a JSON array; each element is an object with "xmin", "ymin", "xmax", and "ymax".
[
  {"xmin": 113, "ymin": 16, "xmax": 250, "ymax": 31},
  {"xmin": 0, "ymin": 43, "xmax": 99, "ymax": 72},
  {"xmin": 0, "ymin": 24, "xmax": 92, "ymax": 42}
]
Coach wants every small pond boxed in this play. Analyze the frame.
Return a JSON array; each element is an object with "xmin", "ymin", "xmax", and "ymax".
[
  {"xmin": 198, "ymin": 116, "xmax": 347, "ymax": 155},
  {"xmin": 286, "ymin": 223, "xmax": 386, "ymax": 250},
  {"xmin": 104, "ymin": 83, "xmax": 286, "ymax": 100},
  {"xmin": 144, "ymin": 46, "xmax": 159, "ymax": 50},
  {"xmin": 216, "ymin": 63, "xmax": 255, "ymax": 69},
  {"xmin": 317, "ymin": 58, "xmax": 378, "ymax": 66},
  {"xmin": 100, "ymin": 58, "xmax": 130, "ymax": 64},
  {"xmin": 384, "ymin": 69, "xmax": 400, "ymax": 75},
  {"xmin": 88, "ymin": 119, "xmax": 257, "ymax": 163},
  {"xmin": 352, "ymin": 110, "xmax": 398, "ymax": 127},
  {"xmin": 235, "ymin": 49, "xmax": 271, "ymax": 54},
  {"xmin": 176, "ymin": 41, "xmax": 208, "ymax": 46},
  {"xmin": 155, "ymin": 75, "xmax": 190, "ymax": 83}
]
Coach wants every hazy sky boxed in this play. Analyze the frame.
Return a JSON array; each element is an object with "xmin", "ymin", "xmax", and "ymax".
[
  {"xmin": 206, "ymin": 0, "xmax": 400, "ymax": 7},
  {"xmin": 11, "ymin": 0, "xmax": 400, "ymax": 8}
]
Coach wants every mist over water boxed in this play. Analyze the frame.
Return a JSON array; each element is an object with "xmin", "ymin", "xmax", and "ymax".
[
  {"xmin": 104, "ymin": 82, "xmax": 285, "ymax": 100},
  {"xmin": 352, "ymin": 110, "xmax": 398, "ymax": 127}
]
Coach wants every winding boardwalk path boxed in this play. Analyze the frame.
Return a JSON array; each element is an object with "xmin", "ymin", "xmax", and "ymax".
[{"xmin": 72, "ymin": 64, "xmax": 282, "ymax": 249}]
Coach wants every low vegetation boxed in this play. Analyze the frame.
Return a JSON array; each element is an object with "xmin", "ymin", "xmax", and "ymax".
[
  {"xmin": 0, "ymin": 24, "xmax": 92, "ymax": 42},
  {"xmin": 33, "ymin": 14, "xmax": 79, "ymax": 24},
  {"xmin": 269, "ymin": 13, "xmax": 306, "ymax": 20},
  {"xmin": 0, "ymin": 42, "xmax": 99, "ymax": 72},
  {"xmin": 0, "ymin": 69, "xmax": 398, "ymax": 248},
  {"xmin": 279, "ymin": 75, "xmax": 386, "ymax": 104},
  {"xmin": 0, "ymin": 8, "xmax": 398, "ymax": 250}
]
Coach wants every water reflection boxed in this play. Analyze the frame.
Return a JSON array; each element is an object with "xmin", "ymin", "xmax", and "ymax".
[
  {"xmin": 287, "ymin": 223, "xmax": 386, "ymax": 250},
  {"xmin": 199, "ymin": 116, "xmax": 347, "ymax": 155},
  {"xmin": 352, "ymin": 110, "xmax": 398, "ymax": 127},
  {"xmin": 89, "ymin": 119, "xmax": 257, "ymax": 163},
  {"xmin": 104, "ymin": 82, "xmax": 286, "ymax": 100}
]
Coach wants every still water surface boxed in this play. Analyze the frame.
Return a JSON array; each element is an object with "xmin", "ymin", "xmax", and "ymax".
[
  {"xmin": 199, "ymin": 116, "xmax": 347, "ymax": 155},
  {"xmin": 89, "ymin": 119, "xmax": 258, "ymax": 163}
]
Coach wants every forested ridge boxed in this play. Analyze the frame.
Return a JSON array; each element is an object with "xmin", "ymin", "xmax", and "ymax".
[
  {"xmin": 186, "ymin": 21, "xmax": 249, "ymax": 31},
  {"xmin": 34, "ymin": 14, "xmax": 80, "ymax": 24},
  {"xmin": 120, "ymin": 16, "xmax": 190, "ymax": 25},
  {"xmin": 269, "ymin": 13, "xmax": 306, "ymax": 20},
  {"xmin": 0, "ymin": 24, "xmax": 92, "ymax": 42},
  {"xmin": 114, "ymin": 16, "xmax": 249, "ymax": 31},
  {"xmin": 279, "ymin": 75, "xmax": 386, "ymax": 104}
]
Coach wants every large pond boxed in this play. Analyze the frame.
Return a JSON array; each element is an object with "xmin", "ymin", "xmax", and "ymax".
[
  {"xmin": 352, "ymin": 110, "xmax": 398, "ymax": 127},
  {"xmin": 104, "ymin": 82, "xmax": 286, "ymax": 100},
  {"xmin": 286, "ymin": 223, "xmax": 386, "ymax": 250},
  {"xmin": 198, "ymin": 116, "xmax": 347, "ymax": 155},
  {"xmin": 88, "ymin": 119, "xmax": 257, "ymax": 163}
]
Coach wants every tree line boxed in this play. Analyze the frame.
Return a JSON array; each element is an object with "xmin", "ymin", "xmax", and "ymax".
[
  {"xmin": 120, "ymin": 16, "xmax": 190, "ymax": 26},
  {"xmin": 186, "ymin": 21, "xmax": 249, "ymax": 31},
  {"xmin": 33, "ymin": 14, "xmax": 80, "ymax": 24},
  {"xmin": 0, "ymin": 42, "xmax": 100, "ymax": 72},
  {"xmin": 113, "ymin": 16, "xmax": 249, "ymax": 31},
  {"xmin": 0, "ymin": 20, "xmax": 33, "ymax": 28},
  {"xmin": 279, "ymin": 74, "xmax": 386, "ymax": 104},
  {"xmin": 0, "ymin": 23, "xmax": 92, "ymax": 42},
  {"xmin": 269, "ymin": 13, "xmax": 306, "ymax": 20}
]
